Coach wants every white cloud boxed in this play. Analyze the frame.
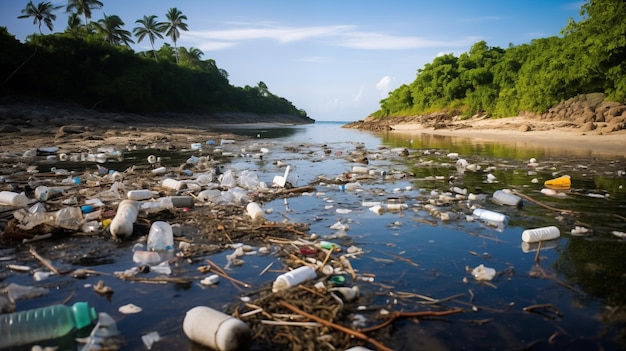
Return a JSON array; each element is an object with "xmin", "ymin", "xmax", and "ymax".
[
  {"xmin": 183, "ymin": 22, "xmax": 479, "ymax": 51},
  {"xmin": 376, "ymin": 75, "xmax": 395, "ymax": 97}
]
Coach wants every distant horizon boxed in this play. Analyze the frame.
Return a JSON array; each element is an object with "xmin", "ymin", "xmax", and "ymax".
[{"xmin": 0, "ymin": 0, "xmax": 584, "ymax": 121}]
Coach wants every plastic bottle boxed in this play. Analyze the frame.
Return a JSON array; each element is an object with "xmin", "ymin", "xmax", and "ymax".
[
  {"xmin": 246, "ymin": 202, "xmax": 265, "ymax": 221},
  {"xmin": 491, "ymin": 190, "xmax": 522, "ymax": 206},
  {"xmin": 162, "ymin": 178, "xmax": 186, "ymax": 191},
  {"xmin": 544, "ymin": 175, "xmax": 571, "ymax": 188},
  {"xmin": 472, "ymin": 208, "xmax": 508, "ymax": 223},
  {"xmin": 183, "ymin": 306, "xmax": 251, "ymax": 351},
  {"xmin": 521, "ymin": 226, "xmax": 560, "ymax": 243},
  {"xmin": 0, "ymin": 302, "xmax": 97, "ymax": 348},
  {"xmin": 272, "ymin": 266, "xmax": 317, "ymax": 292},
  {"xmin": 0, "ymin": 191, "xmax": 29, "ymax": 206},
  {"xmin": 34, "ymin": 186, "xmax": 63, "ymax": 201},
  {"xmin": 127, "ymin": 189, "xmax": 155, "ymax": 201},
  {"xmin": 147, "ymin": 221, "xmax": 174, "ymax": 252},
  {"xmin": 110, "ymin": 200, "xmax": 138, "ymax": 238},
  {"xmin": 55, "ymin": 207, "xmax": 84, "ymax": 230}
]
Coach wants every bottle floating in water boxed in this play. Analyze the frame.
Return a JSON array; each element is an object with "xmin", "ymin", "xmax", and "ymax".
[{"xmin": 0, "ymin": 302, "xmax": 97, "ymax": 348}]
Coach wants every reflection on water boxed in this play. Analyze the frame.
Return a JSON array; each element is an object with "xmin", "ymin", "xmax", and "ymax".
[{"xmin": 383, "ymin": 131, "xmax": 620, "ymax": 160}]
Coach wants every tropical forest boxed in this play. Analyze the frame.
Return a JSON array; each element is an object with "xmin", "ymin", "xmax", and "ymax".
[
  {"xmin": 0, "ymin": 0, "xmax": 310, "ymax": 120},
  {"xmin": 372, "ymin": 0, "xmax": 626, "ymax": 119}
]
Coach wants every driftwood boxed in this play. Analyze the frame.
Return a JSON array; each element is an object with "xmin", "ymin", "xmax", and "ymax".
[{"xmin": 278, "ymin": 300, "xmax": 394, "ymax": 351}]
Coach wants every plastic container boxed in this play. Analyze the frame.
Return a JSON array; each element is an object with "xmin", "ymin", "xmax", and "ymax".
[
  {"xmin": 0, "ymin": 191, "xmax": 29, "ymax": 206},
  {"xmin": 351, "ymin": 166, "xmax": 368, "ymax": 174},
  {"xmin": 491, "ymin": 190, "xmax": 522, "ymax": 206},
  {"xmin": 246, "ymin": 202, "xmax": 265, "ymax": 221},
  {"xmin": 544, "ymin": 175, "xmax": 571, "ymax": 188},
  {"xmin": 110, "ymin": 200, "xmax": 138, "ymax": 238},
  {"xmin": 0, "ymin": 302, "xmax": 97, "ymax": 348},
  {"xmin": 127, "ymin": 189, "xmax": 155, "ymax": 201},
  {"xmin": 272, "ymin": 266, "xmax": 317, "ymax": 292},
  {"xmin": 521, "ymin": 226, "xmax": 560, "ymax": 243},
  {"xmin": 472, "ymin": 208, "xmax": 508, "ymax": 223},
  {"xmin": 162, "ymin": 178, "xmax": 186, "ymax": 191},
  {"xmin": 147, "ymin": 221, "xmax": 174, "ymax": 252},
  {"xmin": 183, "ymin": 306, "xmax": 251, "ymax": 351},
  {"xmin": 34, "ymin": 186, "xmax": 63, "ymax": 202}
]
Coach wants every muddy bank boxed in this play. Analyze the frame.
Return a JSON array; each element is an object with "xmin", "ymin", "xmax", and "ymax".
[{"xmin": 0, "ymin": 97, "xmax": 313, "ymax": 154}]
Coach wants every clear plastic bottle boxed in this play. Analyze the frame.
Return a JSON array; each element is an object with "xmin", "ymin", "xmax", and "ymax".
[
  {"xmin": 0, "ymin": 302, "xmax": 97, "ymax": 348},
  {"xmin": 491, "ymin": 190, "xmax": 522, "ymax": 206}
]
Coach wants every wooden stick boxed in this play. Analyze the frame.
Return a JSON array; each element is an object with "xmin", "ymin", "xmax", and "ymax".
[
  {"xmin": 279, "ymin": 301, "xmax": 394, "ymax": 351},
  {"xmin": 512, "ymin": 191, "xmax": 575, "ymax": 214},
  {"xmin": 206, "ymin": 258, "xmax": 251, "ymax": 288},
  {"xmin": 29, "ymin": 246, "xmax": 60, "ymax": 275}
]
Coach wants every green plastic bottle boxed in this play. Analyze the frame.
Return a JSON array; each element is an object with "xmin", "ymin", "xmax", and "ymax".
[{"xmin": 0, "ymin": 302, "xmax": 97, "ymax": 348}]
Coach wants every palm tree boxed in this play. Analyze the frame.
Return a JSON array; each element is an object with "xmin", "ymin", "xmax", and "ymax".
[
  {"xmin": 179, "ymin": 46, "xmax": 204, "ymax": 68},
  {"xmin": 17, "ymin": 1, "xmax": 61, "ymax": 34},
  {"xmin": 94, "ymin": 13, "xmax": 135, "ymax": 47},
  {"xmin": 66, "ymin": 0, "xmax": 103, "ymax": 30},
  {"xmin": 66, "ymin": 13, "xmax": 82, "ymax": 35},
  {"xmin": 133, "ymin": 15, "xmax": 166, "ymax": 61},
  {"xmin": 163, "ymin": 8, "xmax": 188, "ymax": 64}
]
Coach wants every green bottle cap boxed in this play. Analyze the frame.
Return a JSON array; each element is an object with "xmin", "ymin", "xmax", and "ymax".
[{"xmin": 71, "ymin": 302, "xmax": 98, "ymax": 329}]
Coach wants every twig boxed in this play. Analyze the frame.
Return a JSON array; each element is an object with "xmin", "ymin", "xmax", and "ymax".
[
  {"xmin": 206, "ymin": 258, "xmax": 251, "ymax": 288},
  {"xmin": 512, "ymin": 191, "xmax": 575, "ymax": 214},
  {"xmin": 29, "ymin": 246, "xmax": 60, "ymax": 275},
  {"xmin": 523, "ymin": 303, "xmax": 563, "ymax": 319},
  {"xmin": 279, "ymin": 301, "xmax": 394, "ymax": 351},
  {"xmin": 259, "ymin": 262, "xmax": 273, "ymax": 276}
]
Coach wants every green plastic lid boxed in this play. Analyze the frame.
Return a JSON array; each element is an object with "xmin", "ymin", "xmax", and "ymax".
[{"xmin": 71, "ymin": 302, "xmax": 98, "ymax": 329}]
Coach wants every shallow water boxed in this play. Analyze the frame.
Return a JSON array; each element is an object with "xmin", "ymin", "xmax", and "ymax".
[{"xmin": 1, "ymin": 121, "xmax": 625, "ymax": 350}]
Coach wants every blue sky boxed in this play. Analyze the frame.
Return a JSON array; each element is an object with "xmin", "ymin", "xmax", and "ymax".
[{"xmin": 0, "ymin": 1, "xmax": 584, "ymax": 121}]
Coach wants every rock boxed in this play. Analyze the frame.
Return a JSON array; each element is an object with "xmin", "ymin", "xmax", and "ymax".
[
  {"xmin": 580, "ymin": 121, "xmax": 596, "ymax": 132},
  {"xmin": 518, "ymin": 124, "xmax": 531, "ymax": 132}
]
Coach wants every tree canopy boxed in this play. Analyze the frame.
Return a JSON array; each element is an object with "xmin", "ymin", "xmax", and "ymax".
[
  {"xmin": 373, "ymin": 0, "xmax": 626, "ymax": 119},
  {"xmin": 1, "ymin": 2, "xmax": 310, "ymax": 121}
]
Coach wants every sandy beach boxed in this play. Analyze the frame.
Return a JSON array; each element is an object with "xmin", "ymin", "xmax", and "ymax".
[{"xmin": 390, "ymin": 117, "xmax": 626, "ymax": 157}]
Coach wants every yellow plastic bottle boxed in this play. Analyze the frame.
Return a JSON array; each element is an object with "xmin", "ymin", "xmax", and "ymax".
[{"xmin": 544, "ymin": 175, "xmax": 571, "ymax": 188}]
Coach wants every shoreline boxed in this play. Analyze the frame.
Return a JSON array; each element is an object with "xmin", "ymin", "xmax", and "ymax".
[{"xmin": 389, "ymin": 123, "xmax": 626, "ymax": 158}]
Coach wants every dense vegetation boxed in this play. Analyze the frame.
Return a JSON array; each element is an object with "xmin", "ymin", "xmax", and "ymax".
[
  {"xmin": 373, "ymin": 0, "xmax": 626, "ymax": 119},
  {"xmin": 0, "ymin": 1, "xmax": 310, "ymax": 120}
]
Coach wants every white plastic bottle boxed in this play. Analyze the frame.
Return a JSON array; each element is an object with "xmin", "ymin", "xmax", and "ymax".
[
  {"xmin": 162, "ymin": 178, "xmax": 186, "ymax": 191},
  {"xmin": 472, "ymin": 208, "xmax": 508, "ymax": 223},
  {"xmin": 0, "ymin": 191, "xmax": 29, "ymax": 207},
  {"xmin": 491, "ymin": 190, "xmax": 522, "ymax": 206},
  {"xmin": 110, "ymin": 200, "xmax": 138, "ymax": 238},
  {"xmin": 183, "ymin": 306, "xmax": 251, "ymax": 351},
  {"xmin": 272, "ymin": 266, "xmax": 317, "ymax": 292},
  {"xmin": 246, "ymin": 202, "xmax": 265, "ymax": 221},
  {"xmin": 521, "ymin": 226, "xmax": 560, "ymax": 243},
  {"xmin": 127, "ymin": 189, "xmax": 154, "ymax": 200}
]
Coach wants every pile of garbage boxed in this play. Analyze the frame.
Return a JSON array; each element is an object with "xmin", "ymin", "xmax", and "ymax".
[{"xmin": 1, "ymin": 132, "xmax": 625, "ymax": 350}]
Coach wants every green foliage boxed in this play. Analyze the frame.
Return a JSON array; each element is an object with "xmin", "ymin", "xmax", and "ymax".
[
  {"xmin": 0, "ymin": 30, "xmax": 309, "ymax": 120},
  {"xmin": 374, "ymin": 0, "xmax": 626, "ymax": 118}
]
